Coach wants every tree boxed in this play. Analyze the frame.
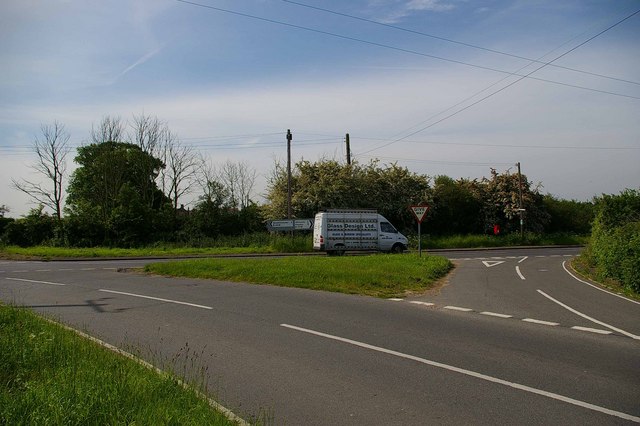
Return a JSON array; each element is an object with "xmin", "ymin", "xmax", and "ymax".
[
  {"xmin": 165, "ymin": 139, "xmax": 198, "ymax": 211},
  {"xmin": 66, "ymin": 141, "xmax": 167, "ymax": 245},
  {"xmin": 426, "ymin": 176, "xmax": 482, "ymax": 235},
  {"xmin": 12, "ymin": 121, "xmax": 70, "ymax": 220},
  {"xmin": 265, "ymin": 159, "xmax": 429, "ymax": 231},
  {"xmin": 469, "ymin": 168, "xmax": 549, "ymax": 234}
]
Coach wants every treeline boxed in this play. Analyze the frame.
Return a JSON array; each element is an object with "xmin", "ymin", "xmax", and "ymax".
[{"xmin": 1, "ymin": 120, "xmax": 596, "ymax": 248}]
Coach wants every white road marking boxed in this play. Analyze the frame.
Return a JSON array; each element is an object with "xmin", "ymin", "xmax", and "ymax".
[
  {"xmin": 481, "ymin": 312, "xmax": 513, "ymax": 318},
  {"xmin": 562, "ymin": 261, "xmax": 640, "ymax": 306},
  {"xmin": 35, "ymin": 269, "xmax": 52, "ymax": 272},
  {"xmin": 522, "ymin": 318, "xmax": 559, "ymax": 326},
  {"xmin": 444, "ymin": 306, "xmax": 473, "ymax": 312},
  {"xmin": 58, "ymin": 268, "xmax": 74, "ymax": 271},
  {"xmin": 537, "ymin": 289, "xmax": 640, "ymax": 340},
  {"xmin": 482, "ymin": 260, "xmax": 505, "ymax": 268},
  {"xmin": 5, "ymin": 277, "xmax": 66, "ymax": 286},
  {"xmin": 81, "ymin": 268, "xmax": 96, "ymax": 271},
  {"xmin": 518, "ymin": 256, "xmax": 528, "ymax": 263},
  {"xmin": 280, "ymin": 324, "xmax": 640, "ymax": 423},
  {"xmin": 98, "ymin": 289, "xmax": 213, "ymax": 310},
  {"xmin": 409, "ymin": 301, "xmax": 434, "ymax": 306},
  {"xmin": 515, "ymin": 266, "xmax": 526, "ymax": 280},
  {"xmin": 388, "ymin": 298, "xmax": 403, "ymax": 302},
  {"xmin": 571, "ymin": 326, "xmax": 612, "ymax": 335}
]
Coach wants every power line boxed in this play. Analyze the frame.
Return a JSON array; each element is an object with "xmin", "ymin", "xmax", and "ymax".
[
  {"xmin": 356, "ymin": 7, "xmax": 640, "ymax": 157},
  {"xmin": 174, "ymin": 0, "xmax": 640, "ymax": 101},
  {"xmin": 353, "ymin": 136, "xmax": 640, "ymax": 151},
  {"xmin": 282, "ymin": 0, "xmax": 640, "ymax": 87}
]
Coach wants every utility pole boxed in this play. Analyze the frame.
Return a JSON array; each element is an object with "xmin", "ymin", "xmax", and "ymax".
[
  {"xmin": 516, "ymin": 162, "xmax": 524, "ymax": 240},
  {"xmin": 286, "ymin": 129, "xmax": 292, "ymax": 220},
  {"xmin": 345, "ymin": 133, "xmax": 351, "ymax": 165}
]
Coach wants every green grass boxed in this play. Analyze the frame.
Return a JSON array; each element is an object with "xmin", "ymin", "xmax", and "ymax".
[
  {"xmin": 145, "ymin": 254, "xmax": 453, "ymax": 298},
  {"xmin": 0, "ymin": 244, "xmax": 275, "ymax": 259},
  {"xmin": 0, "ymin": 232, "xmax": 586, "ymax": 259},
  {"xmin": 419, "ymin": 232, "xmax": 589, "ymax": 249},
  {"xmin": 0, "ymin": 305, "xmax": 238, "ymax": 425}
]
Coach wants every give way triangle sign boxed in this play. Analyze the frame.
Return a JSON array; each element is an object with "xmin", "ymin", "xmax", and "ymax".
[{"xmin": 410, "ymin": 205, "xmax": 430, "ymax": 223}]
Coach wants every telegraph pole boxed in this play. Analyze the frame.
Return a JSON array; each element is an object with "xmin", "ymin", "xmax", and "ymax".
[
  {"xmin": 345, "ymin": 133, "xmax": 351, "ymax": 165},
  {"xmin": 517, "ymin": 162, "xmax": 524, "ymax": 240},
  {"xmin": 287, "ymin": 129, "xmax": 292, "ymax": 220}
]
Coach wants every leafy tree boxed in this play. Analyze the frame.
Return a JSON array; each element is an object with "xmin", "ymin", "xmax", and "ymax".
[
  {"xmin": 542, "ymin": 195, "xmax": 593, "ymax": 234},
  {"xmin": 66, "ymin": 141, "xmax": 168, "ymax": 245},
  {"xmin": 426, "ymin": 176, "xmax": 482, "ymax": 235},
  {"xmin": 265, "ymin": 159, "xmax": 430, "ymax": 231},
  {"xmin": 468, "ymin": 168, "xmax": 549, "ymax": 234}
]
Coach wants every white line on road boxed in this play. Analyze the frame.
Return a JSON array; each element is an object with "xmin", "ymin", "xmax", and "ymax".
[
  {"xmin": 518, "ymin": 256, "xmax": 528, "ymax": 263},
  {"xmin": 571, "ymin": 326, "xmax": 612, "ymax": 335},
  {"xmin": 537, "ymin": 289, "xmax": 640, "ymax": 340},
  {"xmin": 5, "ymin": 277, "xmax": 66, "ymax": 286},
  {"xmin": 409, "ymin": 301, "xmax": 435, "ymax": 307},
  {"xmin": 562, "ymin": 261, "xmax": 640, "ymax": 305},
  {"xmin": 444, "ymin": 306, "xmax": 473, "ymax": 312},
  {"xmin": 481, "ymin": 311, "xmax": 513, "ymax": 318},
  {"xmin": 522, "ymin": 318, "xmax": 559, "ymax": 326},
  {"xmin": 388, "ymin": 298, "xmax": 403, "ymax": 302},
  {"xmin": 515, "ymin": 266, "xmax": 526, "ymax": 280},
  {"xmin": 98, "ymin": 289, "xmax": 213, "ymax": 310},
  {"xmin": 280, "ymin": 324, "xmax": 640, "ymax": 423}
]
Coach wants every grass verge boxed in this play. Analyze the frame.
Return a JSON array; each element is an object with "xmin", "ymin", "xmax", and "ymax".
[
  {"xmin": 144, "ymin": 254, "xmax": 453, "ymax": 298},
  {"xmin": 421, "ymin": 233, "xmax": 588, "ymax": 249},
  {"xmin": 571, "ymin": 256, "xmax": 640, "ymax": 301},
  {"xmin": 0, "ymin": 305, "xmax": 238, "ymax": 425}
]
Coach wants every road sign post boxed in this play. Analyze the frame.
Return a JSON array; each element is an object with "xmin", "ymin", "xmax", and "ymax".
[{"xmin": 410, "ymin": 205, "xmax": 430, "ymax": 257}]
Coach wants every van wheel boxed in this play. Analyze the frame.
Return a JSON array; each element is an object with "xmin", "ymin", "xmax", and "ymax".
[{"xmin": 391, "ymin": 244, "xmax": 404, "ymax": 254}]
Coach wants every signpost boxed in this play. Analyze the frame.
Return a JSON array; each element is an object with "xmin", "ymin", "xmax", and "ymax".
[
  {"xmin": 410, "ymin": 205, "xmax": 430, "ymax": 257},
  {"xmin": 267, "ymin": 219, "xmax": 313, "ymax": 232}
]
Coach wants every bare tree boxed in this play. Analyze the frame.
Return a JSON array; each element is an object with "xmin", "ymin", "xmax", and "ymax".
[
  {"xmin": 218, "ymin": 160, "xmax": 256, "ymax": 210},
  {"xmin": 164, "ymin": 138, "xmax": 199, "ymax": 210},
  {"xmin": 12, "ymin": 122, "xmax": 70, "ymax": 220},
  {"xmin": 91, "ymin": 115, "xmax": 125, "ymax": 143}
]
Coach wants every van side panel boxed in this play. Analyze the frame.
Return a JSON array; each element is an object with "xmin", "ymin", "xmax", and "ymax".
[{"xmin": 324, "ymin": 211, "xmax": 379, "ymax": 251}]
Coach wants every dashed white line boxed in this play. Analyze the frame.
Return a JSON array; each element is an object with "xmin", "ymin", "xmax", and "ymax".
[
  {"xmin": 5, "ymin": 277, "xmax": 66, "ymax": 286},
  {"xmin": 571, "ymin": 326, "xmax": 612, "ymax": 335},
  {"xmin": 515, "ymin": 266, "xmax": 526, "ymax": 280},
  {"xmin": 98, "ymin": 289, "xmax": 213, "ymax": 310},
  {"xmin": 35, "ymin": 269, "xmax": 52, "ymax": 272},
  {"xmin": 481, "ymin": 311, "xmax": 513, "ymax": 319},
  {"xmin": 281, "ymin": 324, "xmax": 640, "ymax": 423},
  {"xmin": 389, "ymin": 298, "xmax": 403, "ymax": 302},
  {"xmin": 444, "ymin": 306, "xmax": 473, "ymax": 312},
  {"xmin": 518, "ymin": 256, "xmax": 528, "ymax": 263},
  {"xmin": 522, "ymin": 318, "xmax": 559, "ymax": 326},
  {"xmin": 409, "ymin": 301, "xmax": 435, "ymax": 307}
]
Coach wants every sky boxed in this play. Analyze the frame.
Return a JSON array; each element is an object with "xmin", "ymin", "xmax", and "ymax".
[{"xmin": 1, "ymin": 0, "xmax": 639, "ymax": 217}]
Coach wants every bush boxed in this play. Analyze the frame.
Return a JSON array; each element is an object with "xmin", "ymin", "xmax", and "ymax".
[
  {"xmin": 2, "ymin": 207, "xmax": 56, "ymax": 247},
  {"xmin": 587, "ymin": 189, "xmax": 640, "ymax": 293}
]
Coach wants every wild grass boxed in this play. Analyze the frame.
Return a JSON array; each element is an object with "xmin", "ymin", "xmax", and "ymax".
[
  {"xmin": 0, "ymin": 234, "xmax": 313, "ymax": 259},
  {"xmin": 420, "ymin": 232, "xmax": 588, "ymax": 249},
  {"xmin": 145, "ymin": 254, "xmax": 453, "ymax": 298},
  {"xmin": 0, "ymin": 232, "xmax": 586, "ymax": 259},
  {"xmin": 0, "ymin": 305, "xmax": 238, "ymax": 425}
]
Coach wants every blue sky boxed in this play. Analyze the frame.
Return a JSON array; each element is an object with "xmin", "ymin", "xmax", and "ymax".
[{"xmin": 1, "ymin": 0, "xmax": 639, "ymax": 216}]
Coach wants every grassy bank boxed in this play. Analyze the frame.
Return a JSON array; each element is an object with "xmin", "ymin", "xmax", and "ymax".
[
  {"xmin": 0, "ymin": 305, "xmax": 238, "ymax": 425},
  {"xmin": 145, "ymin": 254, "xmax": 452, "ymax": 298}
]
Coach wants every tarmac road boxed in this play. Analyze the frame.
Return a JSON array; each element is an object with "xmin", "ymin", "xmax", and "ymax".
[{"xmin": 1, "ymin": 247, "xmax": 638, "ymax": 424}]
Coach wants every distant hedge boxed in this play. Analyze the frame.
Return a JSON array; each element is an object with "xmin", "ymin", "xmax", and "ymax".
[{"xmin": 586, "ymin": 189, "xmax": 640, "ymax": 293}]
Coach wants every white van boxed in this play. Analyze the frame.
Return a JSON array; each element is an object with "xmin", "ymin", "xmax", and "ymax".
[{"xmin": 313, "ymin": 209, "xmax": 408, "ymax": 255}]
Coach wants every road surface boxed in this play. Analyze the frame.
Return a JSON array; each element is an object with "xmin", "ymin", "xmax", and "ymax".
[{"xmin": 1, "ymin": 247, "xmax": 638, "ymax": 424}]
